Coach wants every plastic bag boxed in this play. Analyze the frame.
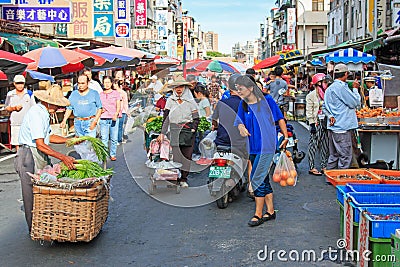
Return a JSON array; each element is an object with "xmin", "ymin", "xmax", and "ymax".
[
  {"xmin": 74, "ymin": 141, "xmax": 101, "ymax": 164},
  {"xmin": 272, "ymin": 151, "xmax": 297, "ymax": 187},
  {"xmin": 204, "ymin": 130, "xmax": 217, "ymax": 141},
  {"xmin": 199, "ymin": 137, "xmax": 216, "ymax": 159}
]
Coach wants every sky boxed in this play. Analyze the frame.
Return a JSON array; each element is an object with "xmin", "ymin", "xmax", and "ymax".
[{"xmin": 182, "ymin": 1, "xmax": 275, "ymax": 54}]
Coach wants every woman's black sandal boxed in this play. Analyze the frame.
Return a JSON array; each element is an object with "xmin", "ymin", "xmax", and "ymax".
[
  {"xmin": 262, "ymin": 211, "xmax": 276, "ymax": 222},
  {"xmin": 248, "ymin": 215, "xmax": 264, "ymax": 227}
]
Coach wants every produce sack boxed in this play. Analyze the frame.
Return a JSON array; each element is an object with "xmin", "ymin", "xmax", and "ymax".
[
  {"xmin": 199, "ymin": 131, "xmax": 217, "ymax": 159},
  {"xmin": 272, "ymin": 151, "xmax": 297, "ymax": 187}
]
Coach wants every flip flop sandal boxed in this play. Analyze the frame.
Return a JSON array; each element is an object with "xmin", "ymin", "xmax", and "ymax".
[
  {"xmin": 248, "ymin": 215, "xmax": 264, "ymax": 227},
  {"xmin": 308, "ymin": 169, "xmax": 323, "ymax": 176}
]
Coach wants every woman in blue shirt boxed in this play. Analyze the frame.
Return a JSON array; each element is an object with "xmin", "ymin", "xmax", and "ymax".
[{"xmin": 235, "ymin": 75, "xmax": 289, "ymax": 227}]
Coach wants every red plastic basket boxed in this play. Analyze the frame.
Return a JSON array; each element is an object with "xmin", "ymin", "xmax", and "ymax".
[
  {"xmin": 325, "ymin": 169, "xmax": 381, "ymax": 187},
  {"xmin": 368, "ymin": 169, "xmax": 400, "ymax": 184}
]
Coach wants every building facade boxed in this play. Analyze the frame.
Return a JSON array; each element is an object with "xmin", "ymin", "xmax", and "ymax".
[{"xmin": 205, "ymin": 31, "xmax": 218, "ymax": 51}]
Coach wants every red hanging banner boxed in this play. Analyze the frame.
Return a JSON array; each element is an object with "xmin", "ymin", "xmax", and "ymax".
[{"xmin": 134, "ymin": 0, "xmax": 147, "ymax": 27}]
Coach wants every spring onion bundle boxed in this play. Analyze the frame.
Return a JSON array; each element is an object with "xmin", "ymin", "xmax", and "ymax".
[
  {"xmin": 66, "ymin": 136, "xmax": 109, "ymax": 162},
  {"xmin": 57, "ymin": 159, "xmax": 113, "ymax": 180}
]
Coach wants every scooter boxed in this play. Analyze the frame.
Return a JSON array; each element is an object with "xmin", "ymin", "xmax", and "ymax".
[{"xmin": 207, "ymin": 146, "xmax": 247, "ymax": 209}]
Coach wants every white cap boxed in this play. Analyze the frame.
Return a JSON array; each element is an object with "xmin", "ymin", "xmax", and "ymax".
[
  {"xmin": 13, "ymin": 75, "xmax": 25, "ymax": 83},
  {"xmin": 150, "ymin": 75, "xmax": 158, "ymax": 80}
]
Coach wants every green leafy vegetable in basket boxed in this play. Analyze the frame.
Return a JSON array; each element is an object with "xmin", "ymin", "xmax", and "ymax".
[
  {"xmin": 66, "ymin": 136, "xmax": 109, "ymax": 162},
  {"xmin": 57, "ymin": 159, "xmax": 113, "ymax": 180},
  {"xmin": 198, "ymin": 117, "xmax": 211, "ymax": 133},
  {"xmin": 145, "ymin": 116, "xmax": 163, "ymax": 133}
]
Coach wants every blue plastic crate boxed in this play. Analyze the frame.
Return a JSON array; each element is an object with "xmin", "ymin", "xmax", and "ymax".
[
  {"xmin": 336, "ymin": 185, "xmax": 353, "ymax": 206},
  {"xmin": 347, "ymin": 192, "xmax": 400, "ymax": 223},
  {"xmin": 347, "ymin": 184, "xmax": 400, "ymax": 193},
  {"xmin": 359, "ymin": 207, "xmax": 400, "ymax": 238}
]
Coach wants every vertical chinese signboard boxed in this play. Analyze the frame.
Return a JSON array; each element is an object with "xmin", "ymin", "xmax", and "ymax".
[
  {"xmin": 287, "ymin": 8, "xmax": 296, "ymax": 44},
  {"xmin": 167, "ymin": 34, "xmax": 177, "ymax": 58},
  {"xmin": 343, "ymin": 200, "xmax": 354, "ymax": 251},
  {"xmin": 117, "ymin": 0, "xmax": 127, "ymax": 20},
  {"xmin": 368, "ymin": 0, "xmax": 387, "ymax": 35},
  {"xmin": 134, "ymin": 0, "xmax": 147, "ymax": 27},
  {"xmin": 182, "ymin": 16, "xmax": 189, "ymax": 45},
  {"xmin": 357, "ymin": 212, "xmax": 370, "ymax": 267},
  {"xmin": 393, "ymin": 1, "xmax": 400, "ymax": 27},
  {"xmin": 175, "ymin": 22, "xmax": 183, "ymax": 57},
  {"xmin": 93, "ymin": 0, "xmax": 114, "ymax": 37},
  {"xmin": 68, "ymin": 0, "xmax": 93, "ymax": 38}
]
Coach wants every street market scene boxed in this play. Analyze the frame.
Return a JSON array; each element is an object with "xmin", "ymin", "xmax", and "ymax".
[{"xmin": 1, "ymin": 0, "xmax": 400, "ymax": 266}]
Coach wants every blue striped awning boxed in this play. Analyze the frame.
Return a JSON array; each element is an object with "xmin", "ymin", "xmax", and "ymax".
[{"xmin": 325, "ymin": 48, "xmax": 376, "ymax": 64}]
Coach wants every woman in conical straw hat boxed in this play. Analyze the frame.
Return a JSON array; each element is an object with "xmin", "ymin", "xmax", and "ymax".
[{"xmin": 157, "ymin": 75, "xmax": 199, "ymax": 188}]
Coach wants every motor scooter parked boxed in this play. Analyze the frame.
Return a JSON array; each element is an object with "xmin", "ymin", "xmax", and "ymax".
[{"xmin": 207, "ymin": 146, "xmax": 247, "ymax": 209}]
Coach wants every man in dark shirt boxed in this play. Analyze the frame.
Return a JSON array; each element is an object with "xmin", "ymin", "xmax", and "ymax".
[{"xmin": 212, "ymin": 74, "xmax": 247, "ymax": 157}]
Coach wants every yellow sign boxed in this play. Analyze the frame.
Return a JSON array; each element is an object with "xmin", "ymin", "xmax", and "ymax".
[
  {"xmin": 368, "ymin": 0, "xmax": 374, "ymax": 34},
  {"xmin": 177, "ymin": 45, "xmax": 183, "ymax": 56},
  {"xmin": 67, "ymin": 0, "xmax": 94, "ymax": 38}
]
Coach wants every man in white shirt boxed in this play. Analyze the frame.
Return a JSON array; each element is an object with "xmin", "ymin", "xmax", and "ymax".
[
  {"xmin": 147, "ymin": 75, "xmax": 163, "ymax": 102},
  {"xmin": 83, "ymin": 67, "xmax": 103, "ymax": 94}
]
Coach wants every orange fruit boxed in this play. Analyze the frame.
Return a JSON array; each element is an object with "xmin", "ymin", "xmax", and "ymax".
[
  {"xmin": 287, "ymin": 177, "xmax": 295, "ymax": 186},
  {"xmin": 281, "ymin": 170, "xmax": 289, "ymax": 180},
  {"xmin": 290, "ymin": 169, "xmax": 297, "ymax": 178},
  {"xmin": 272, "ymin": 173, "xmax": 281, "ymax": 183},
  {"xmin": 280, "ymin": 180, "xmax": 287, "ymax": 187}
]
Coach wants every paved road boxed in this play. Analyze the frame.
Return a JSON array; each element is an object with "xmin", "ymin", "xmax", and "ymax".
[{"xmin": 0, "ymin": 122, "xmax": 349, "ymax": 267}]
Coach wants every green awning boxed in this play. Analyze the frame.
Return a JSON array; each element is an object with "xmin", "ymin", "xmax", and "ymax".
[
  {"xmin": 0, "ymin": 32, "xmax": 59, "ymax": 53},
  {"xmin": 363, "ymin": 38, "xmax": 385, "ymax": 52}
]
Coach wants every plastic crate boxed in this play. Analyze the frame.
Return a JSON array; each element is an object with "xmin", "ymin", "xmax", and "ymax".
[
  {"xmin": 369, "ymin": 169, "xmax": 400, "ymax": 185},
  {"xmin": 347, "ymin": 193, "xmax": 400, "ymax": 224},
  {"xmin": 325, "ymin": 169, "xmax": 381, "ymax": 187},
  {"xmin": 392, "ymin": 234, "xmax": 400, "ymax": 267},
  {"xmin": 361, "ymin": 207, "xmax": 400, "ymax": 239},
  {"xmin": 347, "ymin": 183, "xmax": 400, "ymax": 192},
  {"xmin": 336, "ymin": 185, "xmax": 353, "ymax": 206},
  {"xmin": 369, "ymin": 237, "xmax": 392, "ymax": 267},
  {"xmin": 337, "ymin": 199, "xmax": 344, "ymax": 238}
]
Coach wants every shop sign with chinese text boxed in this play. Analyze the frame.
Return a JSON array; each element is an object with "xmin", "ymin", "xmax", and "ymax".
[
  {"xmin": 2, "ymin": 0, "xmax": 71, "ymax": 23},
  {"xmin": 93, "ymin": 0, "xmax": 112, "ymax": 12},
  {"xmin": 131, "ymin": 29, "xmax": 158, "ymax": 40},
  {"xmin": 117, "ymin": 0, "xmax": 126, "ymax": 20},
  {"xmin": 287, "ymin": 8, "xmax": 296, "ymax": 44},
  {"xmin": 115, "ymin": 22, "xmax": 130, "ymax": 38},
  {"xmin": 134, "ymin": 0, "xmax": 147, "ymax": 27},
  {"xmin": 67, "ymin": 0, "xmax": 93, "ymax": 38},
  {"xmin": 94, "ymin": 13, "xmax": 114, "ymax": 37}
]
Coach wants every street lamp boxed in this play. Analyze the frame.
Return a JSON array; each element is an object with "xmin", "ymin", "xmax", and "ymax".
[{"xmin": 297, "ymin": 0, "xmax": 306, "ymax": 59}]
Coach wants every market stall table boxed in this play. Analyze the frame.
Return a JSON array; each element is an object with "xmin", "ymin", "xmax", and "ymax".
[{"xmin": 358, "ymin": 128, "xmax": 400, "ymax": 170}]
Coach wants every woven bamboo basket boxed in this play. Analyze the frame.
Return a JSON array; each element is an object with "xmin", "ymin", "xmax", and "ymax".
[{"xmin": 30, "ymin": 181, "xmax": 109, "ymax": 242}]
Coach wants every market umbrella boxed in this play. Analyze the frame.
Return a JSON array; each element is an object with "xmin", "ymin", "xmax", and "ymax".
[
  {"xmin": 91, "ymin": 46, "xmax": 155, "ymax": 59},
  {"xmin": 88, "ymin": 50, "xmax": 140, "ymax": 70},
  {"xmin": 193, "ymin": 60, "xmax": 239, "ymax": 73},
  {"xmin": 74, "ymin": 48, "xmax": 106, "ymax": 66},
  {"xmin": 24, "ymin": 47, "xmax": 94, "ymax": 75},
  {"xmin": 252, "ymin": 55, "xmax": 284, "ymax": 70},
  {"xmin": 0, "ymin": 50, "xmax": 34, "ymax": 82},
  {"xmin": 0, "ymin": 69, "xmax": 54, "ymax": 87}
]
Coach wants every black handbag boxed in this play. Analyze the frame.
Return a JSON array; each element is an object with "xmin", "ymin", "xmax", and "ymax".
[{"xmin": 170, "ymin": 123, "xmax": 195, "ymax": 147}]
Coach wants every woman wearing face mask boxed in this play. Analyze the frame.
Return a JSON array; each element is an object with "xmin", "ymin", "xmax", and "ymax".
[
  {"xmin": 157, "ymin": 76, "xmax": 199, "ymax": 188},
  {"xmin": 235, "ymin": 75, "xmax": 289, "ymax": 227},
  {"xmin": 305, "ymin": 73, "xmax": 329, "ymax": 175}
]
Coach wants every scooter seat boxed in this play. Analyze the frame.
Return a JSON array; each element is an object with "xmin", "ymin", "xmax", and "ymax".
[{"xmin": 217, "ymin": 145, "xmax": 231, "ymax": 153}]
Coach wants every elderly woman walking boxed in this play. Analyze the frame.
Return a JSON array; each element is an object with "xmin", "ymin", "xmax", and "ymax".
[
  {"xmin": 234, "ymin": 75, "xmax": 288, "ymax": 227},
  {"xmin": 157, "ymin": 75, "xmax": 199, "ymax": 188}
]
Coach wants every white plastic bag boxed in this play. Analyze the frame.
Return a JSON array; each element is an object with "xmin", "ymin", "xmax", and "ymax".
[
  {"xmin": 204, "ymin": 130, "xmax": 217, "ymax": 141},
  {"xmin": 272, "ymin": 151, "xmax": 297, "ymax": 187},
  {"xmin": 74, "ymin": 141, "xmax": 101, "ymax": 164}
]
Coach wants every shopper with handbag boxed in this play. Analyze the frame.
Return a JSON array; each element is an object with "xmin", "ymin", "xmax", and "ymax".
[{"xmin": 157, "ymin": 75, "xmax": 199, "ymax": 188}]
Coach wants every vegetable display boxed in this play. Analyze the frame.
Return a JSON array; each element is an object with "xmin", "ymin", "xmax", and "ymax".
[
  {"xmin": 66, "ymin": 136, "xmax": 109, "ymax": 162},
  {"xmin": 145, "ymin": 116, "xmax": 163, "ymax": 133},
  {"xmin": 57, "ymin": 159, "xmax": 113, "ymax": 180},
  {"xmin": 198, "ymin": 117, "xmax": 211, "ymax": 133}
]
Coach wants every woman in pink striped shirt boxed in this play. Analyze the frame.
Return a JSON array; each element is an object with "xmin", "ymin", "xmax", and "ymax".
[{"xmin": 115, "ymin": 80, "xmax": 129, "ymax": 144}]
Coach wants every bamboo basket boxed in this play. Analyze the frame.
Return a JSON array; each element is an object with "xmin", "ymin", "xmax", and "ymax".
[{"xmin": 30, "ymin": 181, "xmax": 109, "ymax": 242}]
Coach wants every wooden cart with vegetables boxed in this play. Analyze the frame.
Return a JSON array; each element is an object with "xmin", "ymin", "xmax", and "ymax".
[{"xmin": 30, "ymin": 137, "xmax": 113, "ymax": 242}]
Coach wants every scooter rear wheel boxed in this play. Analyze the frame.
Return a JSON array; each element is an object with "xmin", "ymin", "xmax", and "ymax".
[{"xmin": 216, "ymin": 186, "xmax": 229, "ymax": 209}]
